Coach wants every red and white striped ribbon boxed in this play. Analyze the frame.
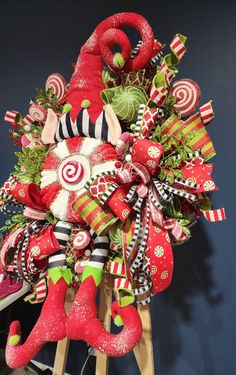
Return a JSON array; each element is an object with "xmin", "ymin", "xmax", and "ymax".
[
  {"xmin": 202, "ymin": 208, "xmax": 226, "ymax": 222},
  {"xmin": 117, "ymin": 162, "xmax": 150, "ymax": 185},
  {"xmin": 4, "ymin": 110, "xmax": 19, "ymax": 124},
  {"xmin": 199, "ymin": 101, "xmax": 215, "ymax": 125},
  {"xmin": 114, "ymin": 277, "xmax": 132, "ymax": 292},
  {"xmin": 170, "ymin": 34, "xmax": 187, "ymax": 61},
  {"xmin": 150, "ymin": 85, "xmax": 168, "ymax": 106},
  {"xmin": 164, "ymin": 218, "xmax": 187, "ymax": 241},
  {"xmin": 109, "ymin": 261, "xmax": 126, "ymax": 276},
  {"xmin": 24, "ymin": 277, "xmax": 47, "ymax": 304},
  {"xmin": 23, "ymin": 206, "xmax": 46, "ymax": 220}
]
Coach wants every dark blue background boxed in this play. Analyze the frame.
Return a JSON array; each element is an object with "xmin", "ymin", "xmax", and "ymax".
[{"xmin": 0, "ymin": 1, "xmax": 235, "ymax": 374}]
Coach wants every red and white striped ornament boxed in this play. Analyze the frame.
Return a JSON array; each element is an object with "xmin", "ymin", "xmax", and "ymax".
[
  {"xmin": 45, "ymin": 73, "xmax": 66, "ymax": 102},
  {"xmin": 199, "ymin": 101, "xmax": 215, "ymax": 125},
  {"xmin": 170, "ymin": 78, "xmax": 201, "ymax": 117},
  {"xmin": 29, "ymin": 104, "xmax": 47, "ymax": 122},
  {"xmin": 202, "ymin": 208, "xmax": 226, "ymax": 222}
]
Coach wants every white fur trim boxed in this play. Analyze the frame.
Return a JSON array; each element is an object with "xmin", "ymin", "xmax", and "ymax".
[
  {"xmin": 40, "ymin": 170, "xmax": 57, "ymax": 189},
  {"xmin": 54, "ymin": 140, "xmax": 70, "ymax": 160},
  {"xmin": 50, "ymin": 189, "xmax": 70, "ymax": 221},
  {"xmin": 91, "ymin": 161, "xmax": 117, "ymax": 176},
  {"xmin": 80, "ymin": 138, "xmax": 102, "ymax": 157}
]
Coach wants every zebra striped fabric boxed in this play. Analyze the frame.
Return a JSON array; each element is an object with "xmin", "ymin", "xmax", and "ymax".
[
  {"xmin": 54, "ymin": 109, "xmax": 110, "ymax": 143},
  {"xmin": 88, "ymin": 232, "xmax": 109, "ymax": 270},
  {"xmin": 50, "ymin": 221, "xmax": 73, "ymax": 269}
]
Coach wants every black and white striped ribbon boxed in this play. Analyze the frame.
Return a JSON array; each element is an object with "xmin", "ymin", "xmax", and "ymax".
[
  {"xmin": 0, "ymin": 198, "xmax": 23, "ymax": 216},
  {"xmin": 133, "ymin": 264, "xmax": 152, "ymax": 305},
  {"xmin": 130, "ymin": 203, "xmax": 150, "ymax": 274},
  {"xmin": 54, "ymin": 110, "xmax": 110, "ymax": 143},
  {"xmin": 88, "ymin": 231, "xmax": 109, "ymax": 270},
  {"xmin": 174, "ymin": 178, "xmax": 201, "ymax": 190},
  {"xmin": 130, "ymin": 40, "xmax": 143, "ymax": 59},
  {"xmin": 161, "ymin": 182, "xmax": 196, "ymax": 201},
  {"xmin": 132, "ymin": 196, "xmax": 144, "ymax": 212},
  {"xmin": 153, "ymin": 180, "xmax": 173, "ymax": 202},
  {"xmin": 14, "ymin": 221, "xmax": 44, "ymax": 281},
  {"xmin": 125, "ymin": 212, "xmax": 141, "ymax": 260},
  {"xmin": 149, "ymin": 190, "xmax": 165, "ymax": 210},
  {"xmin": 130, "ymin": 40, "xmax": 163, "ymax": 66},
  {"xmin": 100, "ymin": 183, "xmax": 119, "ymax": 206},
  {"xmin": 151, "ymin": 50, "xmax": 163, "ymax": 64},
  {"xmin": 172, "ymin": 150, "xmax": 201, "ymax": 161},
  {"xmin": 134, "ymin": 104, "xmax": 146, "ymax": 138},
  {"xmin": 125, "ymin": 184, "xmax": 137, "ymax": 203}
]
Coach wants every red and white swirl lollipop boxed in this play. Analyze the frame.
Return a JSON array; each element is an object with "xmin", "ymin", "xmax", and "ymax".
[
  {"xmin": 40, "ymin": 137, "xmax": 119, "ymax": 222},
  {"xmin": 170, "ymin": 78, "xmax": 201, "ymax": 117},
  {"xmin": 73, "ymin": 230, "xmax": 91, "ymax": 251},
  {"xmin": 45, "ymin": 73, "xmax": 66, "ymax": 102},
  {"xmin": 29, "ymin": 104, "xmax": 47, "ymax": 122}
]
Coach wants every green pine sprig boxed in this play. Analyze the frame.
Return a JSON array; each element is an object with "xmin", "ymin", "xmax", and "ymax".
[{"xmin": 13, "ymin": 145, "xmax": 48, "ymax": 185}]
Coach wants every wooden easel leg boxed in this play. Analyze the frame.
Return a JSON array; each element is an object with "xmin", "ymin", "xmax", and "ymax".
[
  {"xmin": 133, "ymin": 304, "xmax": 155, "ymax": 375},
  {"xmin": 53, "ymin": 288, "xmax": 75, "ymax": 375},
  {"xmin": 95, "ymin": 274, "xmax": 113, "ymax": 375}
]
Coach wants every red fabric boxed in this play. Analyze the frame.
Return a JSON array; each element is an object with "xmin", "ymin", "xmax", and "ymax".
[
  {"xmin": 27, "ymin": 225, "xmax": 60, "ymax": 261},
  {"xmin": 89, "ymin": 143, "xmax": 118, "ymax": 166},
  {"xmin": 66, "ymin": 276, "xmax": 142, "ymax": 356},
  {"xmin": 146, "ymin": 218, "xmax": 174, "ymax": 294},
  {"xmin": 67, "ymin": 12, "xmax": 156, "ymax": 123},
  {"xmin": 107, "ymin": 186, "xmax": 132, "ymax": 222},
  {"xmin": 40, "ymin": 182, "xmax": 61, "ymax": 209},
  {"xmin": 11, "ymin": 183, "xmax": 44, "ymax": 210},
  {"xmin": 6, "ymin": 278, "xmax": 68, "ymax": 369}
]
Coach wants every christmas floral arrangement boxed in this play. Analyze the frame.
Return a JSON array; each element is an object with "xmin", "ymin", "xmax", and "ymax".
[{"xmin": 0, "ymin": 12, "xmax": 225, "ymax": 369}]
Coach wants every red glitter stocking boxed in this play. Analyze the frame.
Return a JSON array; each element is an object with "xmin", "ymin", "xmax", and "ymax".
[
  {"xmin": 66, "ymin": 276, "xmax": 142, "ymax": 356},
  {"xmin": 5, "ymin": 278, "xmax": 68, "ymax": 369}
]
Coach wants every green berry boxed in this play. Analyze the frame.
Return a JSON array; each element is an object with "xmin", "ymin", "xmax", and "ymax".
[
  {"xmin": 81, "ymin": 99, "xmax": 91, "ymax": 109},
  {"xmin": 9, "ymin": 334, "xmax": 20, "ymax": 346},
  {"xmin": 62, "ymin": 103, "xmax": 72, "ymax": 113},
  {"xmin": 113, "ymin": 53, "xmax": 125, "ymax": 69},
  {"xmin": 114, "ymin": 315, "xmax": 124, "ymax": 327}
]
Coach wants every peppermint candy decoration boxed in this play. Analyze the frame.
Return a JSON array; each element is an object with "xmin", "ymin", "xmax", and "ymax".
[
  {"xmin": 170, "ymin": 78, "xmax": 201, "ymax": 117},
  {"xmin": 40, "ymin": 137, "xmax": 119, "ymax": 222},
  {"xmin": 29, "ymin": 104, "xmax": 47, "ymax": 122},
  {"xmin": 73, "ymin": 230, "xmax": 91, "ymax": 250},
  {"xmin": 203, "ymin": 180, "xmax": 215, "ymax": 191},
  {"xmin": 45, "ymin": 73, "xmax": 66, "ymax": 102}
]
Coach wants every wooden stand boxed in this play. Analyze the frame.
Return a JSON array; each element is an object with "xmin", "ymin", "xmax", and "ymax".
[{"xmin": 53, "ymin": 275, "xmax": 155, "ymax": 375}]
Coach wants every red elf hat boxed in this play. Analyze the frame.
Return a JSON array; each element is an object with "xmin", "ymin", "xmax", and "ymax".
[{"xmin": 67, "ymin": 12, "xmax": 157, "ymax": 123}]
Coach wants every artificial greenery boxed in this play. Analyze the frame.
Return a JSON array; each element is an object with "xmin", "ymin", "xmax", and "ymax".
[
  {"xmin": 0, "ymin": 213, "xmax": 29, "ymax": 233},
  {"xmin": 152, "ymin": 127, "xmax": 199, "ymax": 184},
  {"xmin": 13, "ymin": 145, "xmax": 48, "ymax": 185},
  {"xmin": 36, "ymin": 87, "xmax": 63, "ymax": 113}
]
